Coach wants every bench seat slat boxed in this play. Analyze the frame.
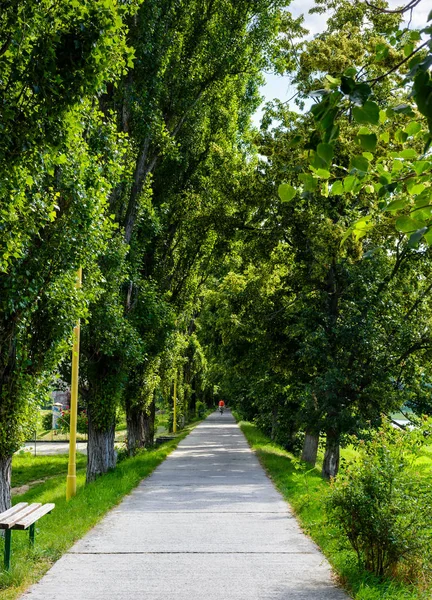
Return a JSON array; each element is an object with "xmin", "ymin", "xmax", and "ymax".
[
  {"xmin": 14, "ymin": 503, "xmax": 55, "ymax": 530},
  {"xmin": 0, "ymin": 503, "xmax": 28, "ymax": 524},
  {"xmin": 0, "ymin": 503, "xmax": 41, "ymax": 529}
]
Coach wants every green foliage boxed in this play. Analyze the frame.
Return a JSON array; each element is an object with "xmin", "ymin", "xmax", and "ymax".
[
  {"xmin": 327, "ymin": 421, "xmax": 432, "ymax": 579},
  {"xmin": 195, "ymin": 400, "xmax": 206, "ymax": 419},
  {"xmin": 41, "ymin": 413, "xmax": 53, "ymax": 432},
  {"xmin": 239, "ymin": 418, "xmax": 431, "ymax": 600},
  {"xmin": 0, "ymin": 0, "xmax": 138, "ymax": 465},
  {"xmin": 295, "ymin": 5, "xmax": 432, "ymax": 247},
  {"xmin": 57, "ymin": 409, "xmax": 88, "ymax": 435}
]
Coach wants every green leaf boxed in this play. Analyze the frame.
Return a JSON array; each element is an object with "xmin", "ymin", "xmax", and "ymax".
[
  {"xmin": 395, "ymin": 129, "xmax": 408, "ymax": 143},
  {"xmin": 350, "ymin": 155, "xmax": 369, "ymax": 174},
  {"xmin": 362, "ymin": 152, "xmax": 374, "ymax": 161},
  {"xmin": 331, "ymin": 181, "xmax": 344, "ymax": 196},
  {"xmin": 325, "ymin": 75, "xmax": 340, "ymax": 88},
  {"xmin": 309, "ymin": 150, "xmax": 327, "ymax": 170},
  {"xmin": 423, "ymin": 228, "xmax": 432, "ymax": 245},
  {"xmin": 379, "ymin": 172, "xmax": 392, "ymax": 185},
  {"xmin": 413, "ymin": 161, "xmax": 431, "ymax": 175},
  {"xmin": 380, "ymin": 131, "xmax": 390, "ymax": 143},
  {"xmin": 315, "ymin": 168, "xmax": 331, "ymax": 179},
  {"xmin": 340, "ymin": 227, "xmax": 353, "ymax": 246},
  {"xmin": 414, "ymin": 190, "xmax": 432, "ymax": 208},
  {"xmin": 395, "ymin": 216, "xmax": 424, "ymax": 232},
  {"xmin": 374, "ymin": 43, "xmax": 389, "ymax": 62},
  {"xmin": 352, "ymin": 101, "xmax": 380, "ymax": 125},
  {"xmin": 299, "ymin": 173, "xmax": 318, "ymax": 192},
  {"xmin": 385, "ymin": 198, "xmax": 409, "ymax": 212},
  {"xmin": 407, "ymin": 181, "xmax": 425, "ymax": 196},
  {"xmin": 394, "ymin": 149, "xmax": 418, "ymax": 160},
  {"xmin": 344, "ymin": 175, "xmax": 357, "ymax": 192},
  {"xmin": 278, "ymin": 183, "xmax": 296, "ymax": 203},
  {"xmin": 358, "ymin": 133, "xmax": 377, "ymax": 152},
  {"xmin": 353, "ymin": 216, "xmax": 374, "ymax": 231},
  {"xmin": 343, "ymin": 67, "xmax": 357, "ymax": 77},
  {"xmin": 317, "ymin": 143, "xmax": 334, "ymax": 165},
  {"xmin": 405, "ymin": 121, "xmax": 422, "ymax": 136},
  {"xmin": 411, "ymin": 206, "xmax": 432, "ymax": 220},
  {"xmin": 404, "ymin": 43, "xmax": 414, "ymax": 57}
]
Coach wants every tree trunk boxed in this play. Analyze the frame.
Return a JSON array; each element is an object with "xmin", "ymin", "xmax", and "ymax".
[
  {"xmin": 322, "ymin": 429, "xmax": 340, "ymax": 479},
  {"xmin": 0, "ymin": 455, "xmax": 12, "ymax": 513},
  {"xmin": 126, "ymin": 397, "xmax": 156, "ymax": 455},
  {"xmin": 126, "ymin": 406, "xmax": 145, "ymax": 456},
  {"xmin": 301, "ymin": 430, "xmax": 319, "ymax": 465},
  {"xmin": 86, "ymin": 416, "xmax": 116, "ymax": 483}
]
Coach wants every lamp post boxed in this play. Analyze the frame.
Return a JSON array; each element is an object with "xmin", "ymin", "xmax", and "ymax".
[{"xmin": 66, "ymin": 267, "xmax": 82, "ymax": 501}]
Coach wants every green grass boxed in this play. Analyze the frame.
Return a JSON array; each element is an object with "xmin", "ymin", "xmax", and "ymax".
[
  {"xmin": 237, "ymin": 420, "xmax": 431, "ymax": 600},
  {"xmin": 0, "ymin": 429, "xmax": 192, "ymax": 600},
  {"xmin": 11, "ymin": 453, "xmax": 87, "ymax": 489}
]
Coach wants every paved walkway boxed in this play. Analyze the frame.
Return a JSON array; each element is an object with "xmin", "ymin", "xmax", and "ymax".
[
  {"xmin": 22, "ymin": 441, "xmax": 88, "ymax": 455},
  {"xmin": 21, "ymin": 411, "xmax": 349, "ymax": 600}
]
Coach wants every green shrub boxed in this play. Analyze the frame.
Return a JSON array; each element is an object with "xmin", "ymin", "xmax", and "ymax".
[
  {"xmin": 326, "ymin": 420, "xmax": 432, "ymax": 580},
  {"xmin": 57, "ymin": 409, "xmax": 88, "ymax": 434},
  {"xmin": 41, "ymin": 412, "xmax": 53, "ymax": 431},
  {"xmin": 195, "ymin": 400, "xmax": 206, "ymax": 418}
]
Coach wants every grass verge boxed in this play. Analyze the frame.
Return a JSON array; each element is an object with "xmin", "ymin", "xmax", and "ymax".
[
  {"xmin": 12, "ymin": 453, "xmax": 87, "ymax": 489},
  {"xmin": 0, "ymin": 428, "xmax": 192, "ymax": 600},
  {"xmin": 236, "ymin": 419, "xmax": 430, "ymax": 600}
]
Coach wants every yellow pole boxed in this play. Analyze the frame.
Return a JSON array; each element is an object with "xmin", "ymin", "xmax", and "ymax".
[
  {"xmin": 173, "ymin": 372, "xmax": 177, "ymax": 434},
  {"xmin": 66, "ymin": 267, "xmax": 82, "ymax": 501}
]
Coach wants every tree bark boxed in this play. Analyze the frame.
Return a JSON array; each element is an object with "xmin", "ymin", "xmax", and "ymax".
[
  {"xmin": 126, "ymin": 397, "xmax": 156, "ymax": 455},
  {"xmin": 0, "ymin": 455, "xmax": 12, "ymax": 513},
  {"xmin": 86, "ymin": 416, "xmax": 116, "ymax": 483},
  {"xmin": 126, "ymin": 406, "xmax": 145, "ymax": 456},
  {"xmin": 301, "ymin": 430, "xmax": 319, "ymax": 465},
  {"xmin": 322, "ymin": 429, "xmax": 340, "ymax": 479}
]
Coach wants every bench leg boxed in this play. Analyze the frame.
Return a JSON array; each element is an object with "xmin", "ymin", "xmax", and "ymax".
[
  {"xmin": 4, "ymin": 529, "xmax": 11, "ymax": 571},
  {"xmin": 29, "ymin": 524, "xmax": 35, "ymax": 547}
]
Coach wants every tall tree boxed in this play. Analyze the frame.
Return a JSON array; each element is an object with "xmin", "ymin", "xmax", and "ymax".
[{"xmin": 0, "ymin": 0, "xmax": 139, "ymax": 509}]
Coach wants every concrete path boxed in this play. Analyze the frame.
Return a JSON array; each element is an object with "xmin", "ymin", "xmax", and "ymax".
[
  {"xmin": 21, "ymin": 441, "xmax": 88, "ymax": 455},
  {"xmin": 21, "ymin": 411, "xmax": 349, "ymax": 600}
]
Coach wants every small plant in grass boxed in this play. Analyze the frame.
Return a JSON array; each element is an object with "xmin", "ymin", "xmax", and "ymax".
[{"xmin": 326, "ymin": 419, "xmax": 432, "ymax": 582}]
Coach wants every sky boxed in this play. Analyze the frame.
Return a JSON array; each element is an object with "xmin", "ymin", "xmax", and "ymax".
[{"xmin": 252, "ymin": 0, "xmax": 430, "ymax": 126}]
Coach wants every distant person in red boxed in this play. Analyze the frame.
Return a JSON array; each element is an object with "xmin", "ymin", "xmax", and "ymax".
[{"xmin": 218, "ymin": 399, "xmax": 225, "ymax": 414}]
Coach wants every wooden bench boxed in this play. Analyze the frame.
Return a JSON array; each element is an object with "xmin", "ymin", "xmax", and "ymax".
[{"xmin": 0, "ymin": 502, "xmax": 55, "ymax": 570}]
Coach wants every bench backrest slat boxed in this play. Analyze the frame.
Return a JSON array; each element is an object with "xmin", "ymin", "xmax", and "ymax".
[
  {"xmin": 0, "ymin": 503, "xmax": 41, "ymax": 529},
  {"xmin": 0, "ymin": 503, "xmax": 28, "ymax": 524},
  {"xmin": 14, "ymin": 503, "xmax": 55, "ymax": 530}
]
